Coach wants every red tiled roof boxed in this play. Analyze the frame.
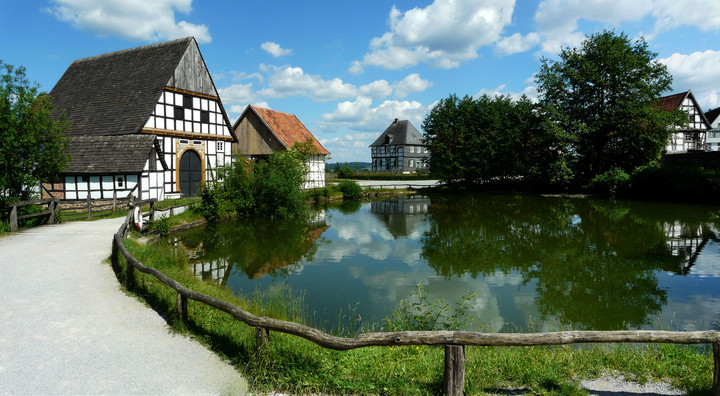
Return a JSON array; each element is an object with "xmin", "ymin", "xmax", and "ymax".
[
  {"xmin": 655, "ymin": 91, "xmax": 688, "ymax": 112},
  {"xmin": 251, "ymin": 106, "xmax": 330, "ymax": 155}
]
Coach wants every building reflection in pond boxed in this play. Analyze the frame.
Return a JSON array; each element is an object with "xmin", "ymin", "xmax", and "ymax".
[{"xmin": 370, "ymin": 196, "xmax": 430, "ymax": 239}]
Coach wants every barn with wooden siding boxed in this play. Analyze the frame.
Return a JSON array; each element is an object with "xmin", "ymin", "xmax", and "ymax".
[
  {"xmin": 657, "ymin": 90, "xmax": 710, "ymax": 153},
  {"xmin": 44, "ymin": 37, "xmax": 235, "ymax": 201},
  {"xmin": 233, "ymin": 105, "xmax": 330, "ymax": 189}
]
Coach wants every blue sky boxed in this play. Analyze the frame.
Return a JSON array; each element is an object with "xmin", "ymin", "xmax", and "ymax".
[{"xmin": 3, "ymin": 0, "xmax": 720, "ymax": 162}]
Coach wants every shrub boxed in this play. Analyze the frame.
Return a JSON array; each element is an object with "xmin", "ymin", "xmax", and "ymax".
[
  {"xmin": 198, "ymin": 182, "xmax": 229, "ymax": 222},
  {"xmin": 586, "ymin": 167, "xmax": 630, "ymax": 197},
  {"xmin": 337, "ymin": 165, "xmax": 355, "ymax": 179},
  {"xmin": 150, "ymin": 216, "xmax": 171, "ymax": 236},
  {"xmin": 336, "ymin": 180, "xmax": 362, "ymax": 200}
]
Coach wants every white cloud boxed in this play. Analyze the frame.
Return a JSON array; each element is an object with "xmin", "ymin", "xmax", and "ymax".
[
  {"xmin": 320, "ymin": 97, "xmax": 431, "ymax": 133},
  {"xmin": 217, "ymin": 83, "xmax": 270, "ymax": 119},
  {"xmin": 475, "ymin": 83, "xmax": 539, "ymax": 102},
  {"xmin": 357, "ymin": 0, "xmax": 515, "ymax": 69},
  {"xmin": 348, "ymin": 61, "xmax": 364, "ymax": 75},
  {"xmin": 495, "ymin": 32, "xmax": 541, "ymax": 55},
  {"xmin": 660, "ymin": 50, "xmax": 720, "ymax": 109},
  {"xmin": 394, "ymin": 73, "xmax": 433, "ymax": 98},
  {"xmin": 533, "ymin": 0, "xmax": 720, "ymax": 54},
  {"xmin": 260, "ymin": 42, "xmax": 292, "ymax": 57},
  {"xmin": 359, "ymin": 80, "xmax": 393, "ymax": 99},
  {"xmin": 47, "ymin": 0, "xmax": 211, "ymax": 43},
  {"xmin": 257, "ymin": 65, "xmax": 358, "ymax": 101}
]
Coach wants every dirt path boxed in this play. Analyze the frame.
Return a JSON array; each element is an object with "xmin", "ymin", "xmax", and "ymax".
[{"xmin": 0, "ymin": 218, "xmax": 247, "ymax": 394}]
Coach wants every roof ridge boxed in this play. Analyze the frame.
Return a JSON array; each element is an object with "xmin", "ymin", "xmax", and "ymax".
[
  {"xmin": 71, "ymin": 37, "xmax": 193, "ymax": 65},
  {"xmin": 252, "ymin": 105, "xmax": 296, "ymax": 117}
]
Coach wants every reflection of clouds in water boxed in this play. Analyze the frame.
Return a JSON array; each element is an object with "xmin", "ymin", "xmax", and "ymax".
[
  {"xmin": 347, "ymin": 264, "xmax": 511, "ymax": 332},
  {"xmin": 316, "ymin": 205, "xmax": 428, "ymax": 265},
  {"xmin": 655, "ymin": 295, "xmax": 720, "ymax": 330},
  {"xmin": 484, "ymin": 272, "xmax": 524, "ymax": 287},
  {"xmin": 689, "ymin": 243, "xmax": 720, "ymax": 278}
]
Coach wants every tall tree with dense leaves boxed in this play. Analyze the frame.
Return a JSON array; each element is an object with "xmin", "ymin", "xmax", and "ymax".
[
  {"xmin": 0, "ymin": 61, "xmax": 71, "ymax": 204},
  {"xmin": 536, "ymin": 31, "xmax": 680, "ymax": 183}
]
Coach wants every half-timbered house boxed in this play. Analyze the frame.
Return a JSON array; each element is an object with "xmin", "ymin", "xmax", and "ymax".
[
  {"xmin": 657, "ymin": 90, "xmax": 710, "ymax": 153},
  {"xmin": 370, "ymin": 118, "xmax": 429, "ymax": 172},
  {"xmin": 232, "ymin": 105, "xmax": 330, "ymax": 189},
  {"xmin": 704, "ymin": 107, "xmax": 720, "ymax": 151},
  {"xmin": 43, "ymin": 37, "xmax": 235, "ymax": 201}
]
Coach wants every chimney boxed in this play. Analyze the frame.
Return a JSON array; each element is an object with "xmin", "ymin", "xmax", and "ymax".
[{"xmin": 394, "ymin": 118, "xmax": 399, "ymax": 123}]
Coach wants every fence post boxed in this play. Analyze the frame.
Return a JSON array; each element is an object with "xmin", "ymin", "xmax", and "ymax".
[
  {"xmin": 444, "ymin": 345, "xmax": 465, "ymax": 396},
  {"xmin": 256, "ymin": 327, "xmax": 270, "ymax": 352},
  {"xmin": 87, "ymin": 195, "xmax": 92, "ymax": 219},
  {"xmin": 150, "ymin": 200, "xmax": 155, "ymax": 223},
  {"xmin": 10, "ymin": 206, "xmax": 18, "ymax": 232},
  {"xmin": 113, "ymin": 191, "xmax": 117, "ymax": 211},
  {"xmin": 176, "ymin": 293, "xmax": 188, "ymax": 323},
  {"xmin": 713, "ymin": 342, "xmax": 719, "ymax": 396},
  {"xmin": 125, "ymin": 258, "xmax": 135, "ymax": 291}
]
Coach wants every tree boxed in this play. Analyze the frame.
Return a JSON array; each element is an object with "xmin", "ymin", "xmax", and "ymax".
[
  {"xmin": 0, "ymin": 61, "xmax": 71, "ymax": 204},
  {"xmin": 422, "ymin": 93, "xmax": 559, "ymax": 188},
  {"xmin": 536, "ymin": 31, "xmax": 681, "ymax": 183}
]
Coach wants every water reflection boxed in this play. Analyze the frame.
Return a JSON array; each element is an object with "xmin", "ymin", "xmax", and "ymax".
[{"xmin": 167, "ymin": 194, "xmax": 720, "ymax": 332}]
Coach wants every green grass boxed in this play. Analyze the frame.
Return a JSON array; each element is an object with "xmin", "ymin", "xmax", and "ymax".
[{"xmin": 112, "ymin": 237, "xmax": 716, "ymax": 395}]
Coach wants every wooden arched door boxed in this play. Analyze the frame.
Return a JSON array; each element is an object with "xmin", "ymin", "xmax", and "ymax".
[{"xmin": 179, "ymin": 150, "xmax": 202, "ymax": 197}]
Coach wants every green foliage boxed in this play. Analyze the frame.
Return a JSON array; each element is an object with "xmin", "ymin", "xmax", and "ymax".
[
  {"xmin": 150, "ymin": 216, "xmax": 171, "ymax": 236},
  {"xmin": 587, "ymin": 167, "xmax": 630, "ymax": 197},
  {"xmin": 197, "ymin": 149, "xmax": 308, "ymax": 220},
  {"xmin": 537, "ymin": 30, "xmax": 678, "ymax": 183},
  {"xmin": 422, "ymin": 93, "xmax": 560, "ymax": 188},
  {"xmin": 337, "ymin": 165, "xmax": 355, "ymax": 179},
  {"xmin": 626, "ymin": 163, "xmax": 720, "ymax": 203},
  {"xmin": 0, "ymin": 61, "xmax": 71, "ymax": 207},
  {"xmin": 382, "ymin": 284, "xmax": 477, "ymax": 331},
  {"xmin": 336, "ymin": 180, "xmax": 362, "ymax": 200}
]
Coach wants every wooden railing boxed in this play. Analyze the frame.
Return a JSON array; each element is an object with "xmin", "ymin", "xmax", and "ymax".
[
  {"xmin": 112, "ymin": 207, "xmax": 720, "ymax": 396},
  {"xmin": 7, "ymin": 198, "xmax": 59, "ymax": 232}
]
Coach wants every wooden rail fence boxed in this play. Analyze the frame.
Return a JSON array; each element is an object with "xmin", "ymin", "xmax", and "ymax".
[
  {"xmin": 112, "ymin": 206, "xmax": 720, "ymax": 396},
  {"xmin": 7, "ymin": 198, "xmax": 59, "ymax": 232}
]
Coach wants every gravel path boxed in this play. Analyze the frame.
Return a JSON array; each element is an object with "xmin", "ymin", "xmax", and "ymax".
[{"xmin": 0, "ymin": 218, "xmax": 247, "ymax": 395}]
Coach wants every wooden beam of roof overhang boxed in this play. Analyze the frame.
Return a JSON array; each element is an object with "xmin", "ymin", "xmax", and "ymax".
[{"xmin": 141, "ymin": 128, "xmax": 235, "ymax": 142}]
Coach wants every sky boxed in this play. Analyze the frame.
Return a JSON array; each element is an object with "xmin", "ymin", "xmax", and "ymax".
[{"xmin": 3, "ymin": 0, "xmax": 720, "ymax": 163}]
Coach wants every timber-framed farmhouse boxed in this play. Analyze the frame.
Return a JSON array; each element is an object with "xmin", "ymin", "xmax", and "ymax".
[
  {"xmin": 233, "ymin": 105, "xmax": 330, "ymax": 189},
  {"xmin": 370, "ymin": 119, "xmax": 429, "ymax": 173},
  {"xmin": 657, "ymin": 90, "xmax": 710, "ymax": 153},
  {"xmin": 43, "ymin": 37, "xmax": 235, "ymax": 201}
]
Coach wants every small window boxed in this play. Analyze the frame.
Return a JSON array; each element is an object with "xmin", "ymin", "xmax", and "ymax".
[
  {"xmin": 200, "ymin": 110, "xmax": 210, "ymax": 123},
  {"xmin": 424, "ymin": 147, "xmax": 428, "ymax": 153},
  {"xmin": 408, "ymin": 159, "xmax": 414, "ymax": 167},
  {"xmin": 174, "ymin": 106, "xmax": 184, "ymax": 121},
  {"xmin": 183, "ymin": 94, "xmax": 193, "ymax": 109},
  {"xmin": 193, "ymin": 140, "xmax": 202, "ymax": 145},
  {"xmin": 409, "ymin": 146, "xmax": 415, "ymax": 153},
  {"xmin": 117, "ymin": 177, "xmax": 124, "ymax": 188},
  {"xmin": 217, "ymin": 141, "xmax": 224, "ymax": 151},
  {"xmin": 180, "ymin": 139, "xmax": 189, "ymax": 144}
]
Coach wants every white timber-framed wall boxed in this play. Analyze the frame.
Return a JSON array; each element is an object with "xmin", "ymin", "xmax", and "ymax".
[
  {"xmin": 143, "ymin": 87, "xmax": 233, "ymax": 198},
  {"xmin": 304, "ymin": 155, "xmax": 326, "ymax": 189},
  {"xmin": 666, "ymin": 94, "xmax": 708, "ymax": 153}
]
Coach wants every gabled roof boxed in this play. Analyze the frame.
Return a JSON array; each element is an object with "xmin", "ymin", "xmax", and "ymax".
[
  {"xmin": 655, "ymin": 90, "xmax": 711, "ymax": 129},
  {"xmin": 370, "ymin": 119, "xmax": 424, "ymax": 147},
  {"xmin": 234, "ymin": 105, "xmax": 330, "ymax": 155},
  {"xmin": 50, "ymin": 37, "xmax": 197, "ymax": 137},
  {"xmin": 65, "ymin": 135, "xmax": 158, "ymax": 174},
  {"xmin": 705, "ymin": 107, "xmax": 720, "ymax": 126}
]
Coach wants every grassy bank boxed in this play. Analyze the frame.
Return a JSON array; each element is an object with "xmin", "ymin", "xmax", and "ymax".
[{"xmin": 113, "ymin": 237, "xmax": 715, "ymax": 395}]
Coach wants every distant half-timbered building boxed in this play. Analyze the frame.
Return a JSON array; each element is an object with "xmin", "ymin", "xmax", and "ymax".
[
  {"xmin": 370, "ymin": 119, "xmax": 429, "ymax": 172},
  {"xmin": 657, "ymin": 90, "xmax": 710, "ymax": 153},
  {"xmin": 232, "ymin": 105, "xmax": 330, "ymax": 189},
  {"xmin": 44, "ymin": 37, "xmax": 235, "ymax": 201},
  {"xmin": 704, "ymin": 106, "xmax": 720, "ymax": 151}
]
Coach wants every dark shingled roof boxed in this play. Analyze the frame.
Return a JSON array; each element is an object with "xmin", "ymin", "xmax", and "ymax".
[
  {"xmin": 65, "ymin": 135, "xmax": 157, "ymax": 174},
  {"xmin": 50, "ymin": 37, "xmax": 193, "ymax": 137},
  {"xmin": 655, "ymin": 91, "xmax": 688, "ymax": 113},
  {"xmin": 705, "ymin": 107, "xmax": 720, "ymax": 126},
  {"xmin": 369, "ymin": 119, "xmax": 424, "ymax": 147}
]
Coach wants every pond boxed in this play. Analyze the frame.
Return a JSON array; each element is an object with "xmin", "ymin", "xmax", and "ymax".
[{"xmin": 167, "ymin": 193, "xmax": 720, "ymax": 333}]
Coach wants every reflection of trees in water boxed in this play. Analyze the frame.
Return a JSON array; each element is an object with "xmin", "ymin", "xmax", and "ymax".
[
  {"xmin": 421, "ymin": 194, "xmax": 719, "ymax": 330},
  {"xmin": 172, "ymin": 211, "xmax": 329, "ymax": 285}
]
